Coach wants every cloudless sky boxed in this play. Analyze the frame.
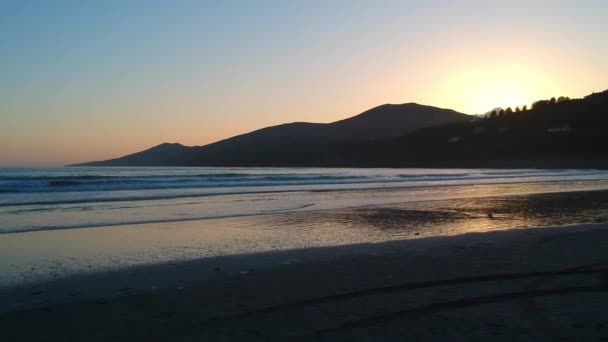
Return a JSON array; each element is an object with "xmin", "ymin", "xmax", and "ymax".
[{"xmin": 1, "ymin": 0, "xmax": 607, "ymax": 166}]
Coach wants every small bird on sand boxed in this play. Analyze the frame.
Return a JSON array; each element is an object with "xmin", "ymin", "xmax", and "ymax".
[{"xmin": 486, "ymin": 212, "xmax": 494, "ymax": 219}]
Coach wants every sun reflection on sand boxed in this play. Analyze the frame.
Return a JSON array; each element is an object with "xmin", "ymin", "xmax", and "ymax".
[{"xmin": 2, "ymin": 187, "xmax": 608, "ymax": 288}]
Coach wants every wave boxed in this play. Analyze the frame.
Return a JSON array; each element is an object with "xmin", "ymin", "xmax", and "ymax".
[
  {"xmin": 0, "ymin": 189, "xmax": 301, "ymax": 207},
  {"xmin": 48, "ymin": 180, "xmax": 83, "ymax": 187},
  {"xmin": 3, "ymin": 179, "xmax": 608, "ymax": 235},
  {"xmin": 1, "ymin": 169, "xmax": 607, "ymax": 195},
  {"xmin": 0, "ymin": 173, "xmax": 378, "ymax": 193},
  {"xmin": 0, "ymin": 212, "xmax": 278, "ymax": 234},
  {"xmin": 2, "ymin": 168, "xmax": 608, "ymax": 208},
  {"xmin": 0, "ymin": 172, "xmax": 345, "ymax": 182},
  {"xmin": 2, "ymin": 176, "xmax": 607, "ymax": 208}
]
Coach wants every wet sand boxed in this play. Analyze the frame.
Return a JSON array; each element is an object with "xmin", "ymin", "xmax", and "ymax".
[
  {"xmin": 3, "ymin": 188, "xmax": 608, "ymax": 292},
  {"xmin": 2, "ymin": 190, "xmax": 608, "ymax": 341},
  {"xmin": 0, "ymin": 223, "xmax": 607, "ymax": 341}
]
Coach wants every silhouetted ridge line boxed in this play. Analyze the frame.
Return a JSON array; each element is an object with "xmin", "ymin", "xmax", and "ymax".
[
  {"xmin": 70, "ymin": 103, "xmax": 468, "ymax": 166},
  {"xmin": 69, "ymin": 89, "xmax": 608, "ymax": 168}
]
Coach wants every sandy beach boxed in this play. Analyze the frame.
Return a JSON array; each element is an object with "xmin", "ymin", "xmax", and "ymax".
[
  {"xmin": 2, "ymin": 187, "xmax": 608, "ymax": 341},
  {"xmin": 1, "ymin": 217, "xmax": 608, "ymax": 340}
]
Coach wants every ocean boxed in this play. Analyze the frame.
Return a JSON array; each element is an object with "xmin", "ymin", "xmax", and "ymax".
[
  {"xmin": 4, "ymin": 166, "xmax": 608, "ymax": 291},
  {"xmin": 2, "ymin": 167, "xmax": 608, "ymax": 234}
]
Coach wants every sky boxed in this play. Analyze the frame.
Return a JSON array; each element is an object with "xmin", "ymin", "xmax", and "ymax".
[{"xmin": 1, "ymin": 0, "xmax": 607, "ymax": 166}]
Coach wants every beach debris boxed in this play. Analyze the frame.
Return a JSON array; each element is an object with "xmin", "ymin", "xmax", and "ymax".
[
  {"xmin": 414, "ymin": 232, "xmax": 420, "ymax": 236},
  {"xmin": 486, "ymin": 212, "xmax": 494, "ymax": 219}
]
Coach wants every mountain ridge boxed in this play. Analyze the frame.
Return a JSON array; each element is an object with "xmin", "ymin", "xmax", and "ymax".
[
  {"xmin": 70, "ymin": 102, "xmax": 469, "ymax": 166},
  {"xmin": 70, "ymin": 89, "xmax": 608, "ymax": 168}
]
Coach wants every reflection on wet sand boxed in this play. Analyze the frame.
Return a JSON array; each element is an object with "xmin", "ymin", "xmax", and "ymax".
[
  {"xmin": 2, "ymin": 189, "xmax": 608, "ymax": 289},
  {"xmin": 262, "ymin": 189, "xmax": 608, "ymax": 238}
]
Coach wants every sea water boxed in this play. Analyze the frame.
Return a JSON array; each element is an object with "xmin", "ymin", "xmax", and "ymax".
[
  {"xmin": 3, "ymin": 167, "xmax": 608, "ymax": 291},
  {"xmin": 2, "ymin": 167, "xmax": 608, "ymax": 233}
]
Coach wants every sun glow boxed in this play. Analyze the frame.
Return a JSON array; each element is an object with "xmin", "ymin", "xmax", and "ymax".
[{"xmin": 435, "ymin": 63, "xmax": 561, "ymax": 114}]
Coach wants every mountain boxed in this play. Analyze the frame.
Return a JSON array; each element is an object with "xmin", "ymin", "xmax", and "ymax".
[
  {"xmin": 70, "ymin": 103, "xmax": 469, "ymax": 166},
  {"xmin": 307, "ymin": 88, "xmax": 608, "ymax": 168},
  {"xmin": 71, "ymin": 89, "xmax": 608, "ymax": 168},
  {"xmin": 77, "ymin": 143, "xmax": 192, "ymax": 167},
  {"xmin": 210, "ymin": 103, "xmax": 469, "ymax": 145},
  {"xmin": 203, "ymin": 88, "xmax": 608, "ymax": 168},
  {"xmin": 375, "ymin": 89, "xmax": 608, "ymax": 168}
]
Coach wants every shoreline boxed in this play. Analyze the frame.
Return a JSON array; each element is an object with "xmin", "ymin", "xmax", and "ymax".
[
  {"xmin": 2, "ymin": 186, "xmax": 608, "ymax": 340},
  {"xmin": 4, "ymin": 178, "xmax": 608, "ymax": 235},
  {"xmin": 3, "ymin": 188, "xmax": 608, "ymax": 301}
]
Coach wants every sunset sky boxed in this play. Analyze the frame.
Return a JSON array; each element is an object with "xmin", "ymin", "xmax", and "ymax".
[{"xmin": 2, "ymin": 0, "xmax": 607, "ymax": 166}]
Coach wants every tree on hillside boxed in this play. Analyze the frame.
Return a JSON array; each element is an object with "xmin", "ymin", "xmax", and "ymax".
[{"xmin": 532, "ymin": 100, "xmax": 549, "ymax": 109}]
